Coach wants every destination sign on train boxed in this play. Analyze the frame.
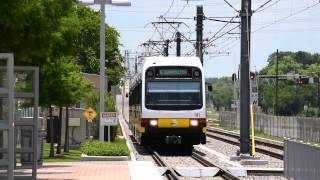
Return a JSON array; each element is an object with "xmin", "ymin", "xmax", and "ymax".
[{"xmin": 159, "ymin": 68, "xmax": 189, "ymax": 77}]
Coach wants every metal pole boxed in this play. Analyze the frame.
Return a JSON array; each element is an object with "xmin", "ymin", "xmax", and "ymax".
[
  {"xmin": 49, "ymin": 106, "xmax": 54, "ymax": 157},
  {"xmin": 239, "ymin": 0, "xmax": 251, "ymax": 155},
  {"xmin": 275, "ymin": 49, "xmax": 279, "ymax": 115},
  {"xmin": 164, "ymin": 39, "xmax": 169, "ymax": 56},
  {"xmin": 134, "ymin": 57, "xmax": 137, "ymax": 73},
  {"xmin": 317, "ymin": 72, "xmax": 320, "ymax": 117},
  {"xmin": 176, "ymin": 32, "xmax": 181, "ymax": 57},
  {"xmin": 7, "ymin": 54, "xmax": 14, "ymax": 180},
  {"xmin": 64, "ymin": 107, "xmax": 70, "ymax": 152},
  {"xmin": 196, "ymin": 6, "xmax": 203, "ymax": 64},
  {"xmin": 33, "ymin": 67, "xmax": 39, "ymax": 180},
  {"xmin": 99, "ymin": 0, "xmax": 106, "ymax": 142}
]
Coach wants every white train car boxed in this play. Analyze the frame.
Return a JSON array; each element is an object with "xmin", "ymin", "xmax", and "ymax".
[{"xmin": 129, "ymin": 56, "xmax": 206, "ymax": 147}]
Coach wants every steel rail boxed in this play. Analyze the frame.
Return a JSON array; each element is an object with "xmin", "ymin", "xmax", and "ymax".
[
  {"xmin": 191, "ymin": 151, "xmax": 241, "ymax": 180},
  {"xmin": 206, "ymin": 130, "xmax": 283, "ymax": 160},
  {"xmin": 207, "ymin": 128, "xmax": 283, "ymax": 150},
  {"xmin": 247, "ymin": 169, "xmax": 284, "ymax": 176},
  {"xmin": 147, "ymin": 146, "xmax": 180, "ymax": 180}
]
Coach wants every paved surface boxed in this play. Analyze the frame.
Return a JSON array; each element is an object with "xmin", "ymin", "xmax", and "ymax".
[{"xmin": 37, "ymin": 162, "xmax": 130, "ymax": 180}]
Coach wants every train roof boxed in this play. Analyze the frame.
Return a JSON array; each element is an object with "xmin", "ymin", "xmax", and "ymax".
[
  {"xmin": 142, "ymin": 56, "xmax": 202, "ymax": 70},
  {"xmin": 129, "ymin": 56, "xmax": 202, "ymax": 90}
]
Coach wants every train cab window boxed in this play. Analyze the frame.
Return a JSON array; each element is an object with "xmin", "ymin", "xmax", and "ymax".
[{"xmin": 146, "ymin": 81, "xmax": 202, "ymax": 110}]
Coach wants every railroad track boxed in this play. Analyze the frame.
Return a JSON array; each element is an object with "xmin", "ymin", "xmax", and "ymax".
[
  {"xmin": 206, "ymin": 127, "xmax": 284, "ymax": 160},
  {"xmin": 147, "ymin": 146, "xmax": 180, "ymax": 180},
  {"xmin": 191, "ymin": 151, "xmax": 241, "ymax": 180},
  {"xmin": 147, "ymin": 146, "xmax": 244, "ymax": 180}
]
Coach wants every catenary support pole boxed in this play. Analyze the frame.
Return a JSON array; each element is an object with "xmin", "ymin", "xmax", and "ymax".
[
  {"xmin": 196, "ymin": 6, "xmax": 203, "ymax": 64},
  {"xmin": 317, "ymin": 72, "xmax": 320, "ymax": 117},
  {"xmin": 275, "ymin": 49, "xmax": 279, "ymax": 115},
  {"xmin": 164, "ymin": 39, "xmax": 169, "ymax": 56},
  {"xmin": 176, "ymin": 32, "xmax": 181, "ymax": 57},
  {"xmin": 239, "ymin": 0, "xmax": 252, "ymax": 155}
]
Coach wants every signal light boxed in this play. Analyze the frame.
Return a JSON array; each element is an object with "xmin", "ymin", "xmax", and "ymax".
[
  {"xmin": 250, "ymin": 72, "xmax": 256, "ymax": 80},
  {"xmin": 296, "ymin": 77, "xmax": 309, "ymax": 85},
  {"xmin": 232, "ymin": 73, "xmax": 237, "ymax": 82}
]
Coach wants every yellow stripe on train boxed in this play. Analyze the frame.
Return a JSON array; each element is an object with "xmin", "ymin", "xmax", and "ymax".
[{"xmin": 158, "ymin": 118, "xmax": 189, "ymax": 128}]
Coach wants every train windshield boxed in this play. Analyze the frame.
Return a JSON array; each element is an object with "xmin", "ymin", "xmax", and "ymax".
[{"xmin": 146, "ymin": 81, "xmax": 202, "ymax": 110}]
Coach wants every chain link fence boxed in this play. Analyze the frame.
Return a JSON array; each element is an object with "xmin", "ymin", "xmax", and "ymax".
[{"xmin": 220, "ymin": 111, "xmax": 320, "ymax": 142}]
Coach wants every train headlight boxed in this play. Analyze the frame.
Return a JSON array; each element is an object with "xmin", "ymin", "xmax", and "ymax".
[
  {"xmin": 150, "ymin": 119, "xmax": 158, "ymax": 126},
  {"xmin": 190, "ymin": 119, "xmax": 198, "ymax": 126}
]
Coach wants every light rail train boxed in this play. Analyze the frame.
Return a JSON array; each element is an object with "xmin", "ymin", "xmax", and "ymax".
[{"xmin": 129, "ymin": 56, "xmax": 207, "ymax": 147}]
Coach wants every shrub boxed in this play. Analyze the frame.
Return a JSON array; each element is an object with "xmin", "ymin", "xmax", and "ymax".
[{"xmin": 80, "ymin": 139, "xmax": 130, "ymax": 156}]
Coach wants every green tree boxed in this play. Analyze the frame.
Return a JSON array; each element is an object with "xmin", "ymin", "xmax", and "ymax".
[
  {"xmin": 259, "ymin": 51, "xmax": 320, "ymax": 116},
  {"xmin": 0, "ymin": 0, "xmax": 74, "ymax": 66},
  {"xmin": 209, "ymin": 77, "xmax": 233, "ymax": 111},
  {"xmin": 40, "ymin": 56, "xmax": 92, "ymax": 155},
  {"xmin": 73, "ymin": 6, "xmax": 124, "ymax": 86}
]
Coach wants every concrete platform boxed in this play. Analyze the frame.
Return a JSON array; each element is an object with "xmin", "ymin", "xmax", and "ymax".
[
  {"xmin": 80, "ymin": 153, "xmax": 129, "ymax": 161},
  {"xmin": 128, "ymin": 161, "xmax": 163, "ymax": 180},
  {"xmin": 175, "ymin": 167, "xmax": 220, "ymax": 177}
]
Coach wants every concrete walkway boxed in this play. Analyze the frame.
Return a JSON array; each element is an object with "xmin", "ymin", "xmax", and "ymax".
[{"xmin": 37, "ymin": 161, "xmax": 130, "ymax": 180}]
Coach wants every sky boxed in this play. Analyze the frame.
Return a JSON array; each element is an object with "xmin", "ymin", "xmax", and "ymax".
[{"xmin": 89, "ymin": 0, "xmax": 320, "ymax": 78}]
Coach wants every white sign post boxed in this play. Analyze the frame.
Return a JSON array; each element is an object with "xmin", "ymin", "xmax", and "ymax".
[{"xmin": 100, "ymin": 112, "xmax": 117, "ymax": 142}]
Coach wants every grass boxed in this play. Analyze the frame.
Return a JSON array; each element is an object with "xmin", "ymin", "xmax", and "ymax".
[
  {"xmin": 214, "ymin": 126, "xmax": 320, "ymax": 146},
  {"xmin": 81, "ymin": 138, "xmax": 130, "ymax": 157},
  {"xmin": 207, "ymin": 113, "xmax": 219, "ymax": 120},
  {"xmin": 44, "ymin": 138, "xmax": 130, "ymax": 162},
  {"xmin": 254, "ymin": 130, "xmax": 283, "ymax": 142},
  {"xmin": 43, "ymin": 143, "xmax": 82, "ymax": 163}
]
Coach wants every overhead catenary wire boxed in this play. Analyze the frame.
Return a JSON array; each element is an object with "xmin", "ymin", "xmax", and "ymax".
[
  {"xmin": 254, "ymin": 0, "xmax": 273, "ymax": 12},
  {"xmin": 254, "ymin": 0, "xmax": 282, "ymax": 13},
  {"xmin": 162, "ymin": 0, "xmax": 175, "ymax": 17},
  {"xmin": 222, "ymin": 0, "xmax": 239, "ymax": 12},
  {"xmin": 205, "ymin": 25, "xmax": 240, "ymax": 48},
  {"xmin": 138, "ymin": 0, "xmax": 320, "ymax": 61},
  {"xmin": 253, "ymin": 1, "xmax": 320, "ymax": 33}
]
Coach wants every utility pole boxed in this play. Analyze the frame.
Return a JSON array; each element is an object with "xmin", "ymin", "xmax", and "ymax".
[
  {"xmin": 124, "ymin": 50, "xmax": 129, "ymax": 77},
  {"xmin": 176, "ymin": 32, "xmax": 181, "ymax": 57},
  {"xmin": 317, "ymin": 72, "xmax": 320, "ymax": 117},
  {"xmin": 164, "ymin": 39, "xmax": 170, "ymax": 56},
  {"xmin": 99, "ymin": 0, "xmax": 106, "ymax": 142},
  {"xmin": 239, "ymin": 0, "xmax": 252, "ymax": 155},
  {"xmin": 196, "ymin": 5, "xmax": 204, "ymax": 64},
  {"xmin": 134, "ymin": 57, "xmax": 137, "ymax": 74},
  {"xmin": 275, "ymin": 49, "xmax": 279, "ymax": 115}
]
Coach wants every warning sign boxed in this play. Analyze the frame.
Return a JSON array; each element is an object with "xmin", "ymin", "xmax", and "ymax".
[
  {"xmin": 100, "ymin": 112, "xmax": 117, "ymax": 126},
  {"xmin": 251, "ymin": 93, "xmax": 259, "ymax": 105},
  {"xmin": 83, "ymin": 107, "xmax": 97, "ymax": 122}
]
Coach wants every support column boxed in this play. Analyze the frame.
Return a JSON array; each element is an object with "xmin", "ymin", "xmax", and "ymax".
[{"xmin": 239, "ymin": 0, "xmax": 252, "ymax": 155}]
